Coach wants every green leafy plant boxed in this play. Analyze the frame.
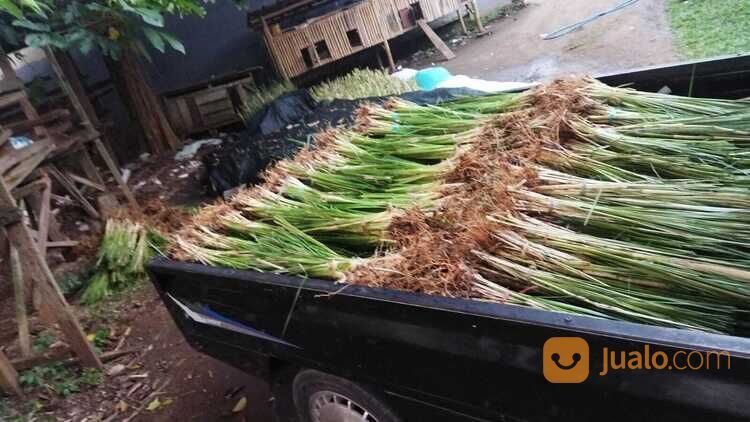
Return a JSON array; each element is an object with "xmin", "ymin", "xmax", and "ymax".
[
  {"xmin": 79, "ymin": 368, "xmax": 105, "ymax": 387},
  {"xmin": 19, "ymin": 364, "xmax": 104, "ymax": 398},
  {"xmin": 31, "ymin": 332, "xmax": 56, "ymax": 353}
]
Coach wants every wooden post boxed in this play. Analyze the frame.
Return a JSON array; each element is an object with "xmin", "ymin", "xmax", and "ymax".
[
  {"xmin": 381, "ymin": 39, "xmax": 396, "ymax": 72},
  {"xmin": 44, "ymin": 47, "xmax": 136, "ymax": 209},
  {"xmin": 11, "ymin": 246, "xmax": 31, "ymax": 357},
  {"xmin": 470, "ymin": 0, "xmax": 486, "ymax": 33},
  {"xmin": 93, "ymin": 138, "xmax": 138, "ymax": 208},
  {"xmin": 261, "ymin": 16, "xmax": 289, "ymax": 82},
  {"xmin": 0, "ymin": 350, "xmax": 21, "ymax": 397},
  {"xmin": 47, "ymin": 166, "xmax": 100, "ymax": 219},
  {"xmin": 0, "ymin": 177, "xmax": 102, "ymax": 370},
  {"xmin": 36, "ymin": 174, "xmax": 51, "ymax": 255},
  {"xmin": 52, "ymin": 51, "xmax": 101, "ymax": 127},
  {"xmin": 417, "ymin": 20, "xmax": 456, "ymax": 61},
  {"xmin": 458, "ymin": 8, "xmax": 468, "ymax": 35}
]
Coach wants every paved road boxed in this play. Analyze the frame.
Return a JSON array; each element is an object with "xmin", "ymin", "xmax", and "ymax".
[{"xmin": 444, "ymin": 0, "xmax": 677, "ymax": 81}]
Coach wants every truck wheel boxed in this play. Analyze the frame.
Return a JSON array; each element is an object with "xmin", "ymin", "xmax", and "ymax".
[{"xmin": 293, "ymin": 369, "xmax": 400, "ymax": 422}]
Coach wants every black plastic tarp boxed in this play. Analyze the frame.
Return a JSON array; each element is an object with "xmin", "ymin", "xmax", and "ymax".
[{"xmin": 204, "ymin": 88, "xmax": 485, "ymax": 194}]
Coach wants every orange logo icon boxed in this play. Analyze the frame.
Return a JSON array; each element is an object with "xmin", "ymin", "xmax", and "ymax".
[{"xmin": 543, "ymin": 337, "xmax": 589, "ymax": 383}]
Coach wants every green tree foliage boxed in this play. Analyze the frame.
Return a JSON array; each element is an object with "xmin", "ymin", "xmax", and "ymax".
[{"xmin": 1, "ymin": 0, "xmax": 209, "ymax": 58}]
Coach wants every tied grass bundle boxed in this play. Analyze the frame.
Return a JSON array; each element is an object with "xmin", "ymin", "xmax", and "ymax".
[
  {"xmin": 81, "ymin": 219, "xmax": 165, "ymax": 305},
  {"xmin": 175, "ymin": 77, "xmax": 750, "ymax": 335},
  {"xmin": 309, "ymin": 68, "xmax": 417, "ymax": 102},
  {"xmin": 238, "ymin": 80, "xmax": 296, "ymax": 125}
]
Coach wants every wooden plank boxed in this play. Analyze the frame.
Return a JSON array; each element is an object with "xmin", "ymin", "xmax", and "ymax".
[
  {"xmin": 67, "ymin": 172, "xmax": 106, "ymax": 192},
  {"xmin": 93, "ymin": 138, "xmax": 138, "ymax": 208},
  {"xmin": 458, "ymin": 7, "xmax": 468, "ymax": 34},
  {"xmin": 417, "ymin": 19, "xmax": 455, "ymax": 60},
  {"xmin": 382, "ymin": 39, "xmax": 396, "ymax": 72},
  {"xmin": 52, "ymin": 50, "xmax": 101, "ymax": 127},
  {"xmin": 0, "ymin": 137, "xmax": 55, "ymax": 174},
  {"xmin": 18, "ymin": 96, "xmax": 47, "ymax": 139},
  {"xmin": 4, "ymin": 143, "xmax": 55, "ymax": 190},
  {"xmin": 0, "ymin": 176, "xmax": 102, "ymax": 370},
  {"xmin": 0, "ymin": 129, "xmax": 11, "ymax": 148},
  {"xmin": 3, "ymin": 109, "xmax": 70, "ymax": 135},
  {"xmin": 47, "ymin": 240, "xmax": 79, "ymax": 248},
  {"xmin": 36, "ymin": 175, "xmax": 51, "ymax": 255},
  {"xmin": 0, "ymin": 350, "xmax": 21, "ymax": 396},
  {"xmin": 11, "ymin": 246, "xmax": 31, "ymax": 357},
  {"xmin": 0, "ymin": 206, "xmax": 22, "ymax": 226},
  {"xmin": 25, "ymin": 188, "xmax": 66, "ymax": 243},
  {"xmin": 79, "ymin": 149, "xmax": 105, "ymax": 186},
  {"xmin": 44, "ymin": 48, "xmax": 93, "ymax": 132},
  {"xmin": 11, "ymin": 349, "xmax": 136, "ymax": 372},
  {"xmin": 12, "ymin": 177, "xmax": 47, "ymax": 200},
  {"xmin": 0, "ymin": 90, "xmax": 25, "ymax": 108},
  {"xmin": 47, "ymin": 165, "xmax": 100, "ymax": 219}
]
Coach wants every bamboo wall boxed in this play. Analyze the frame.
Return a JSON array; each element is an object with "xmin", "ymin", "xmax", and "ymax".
[{"xmin": 265, "ymin": 0, "xmax": 464, "ymax": 79}]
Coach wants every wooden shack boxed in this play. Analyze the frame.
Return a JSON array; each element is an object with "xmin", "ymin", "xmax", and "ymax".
[{"xmin": 249, "ymin": 0, "xmax": 478, "ymax": 80}]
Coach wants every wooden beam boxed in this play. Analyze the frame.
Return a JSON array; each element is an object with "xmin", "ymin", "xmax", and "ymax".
[
  {"xmin": 0, "ymin": 176, "xmax": 102, "ymax": 370},
  {"xmin": 52, "ymin": 50, "xmax": 101, "ymax": 127},
  {"xmin": 382, "ymin": 39, "xmax": 396, "ymax": 72},
  {"xmin": 44, "ymin": 48, "xmax": 92, "ymax": 131},
  {"xmin": 0, "ymin": 137, "xmax": 55, "ymax": 175},
  {"xmin": 4, "ymin": 143, "xmax": 55, "ymax": 190},
  {"xmin": 12, "ymin": 177, "xmax": 47, "ymax": 200},
  {"xmin": 47, "ymin": 165, "xmax": 100, "ymax": 219},
  {"xmin": 417, "ymin": 20, "xmax": 455, "ymax": 60},
  {"xmin": 67, "ymin": 171, "xmax": 106, "ymax": 192},
  {"xmin": 470, "ymin": 0, "xmax": 486, "ymax": 33},
  {"xmin": 11, "ymin": 246, "xmax": 31, "ymax": 357},
  {"xmin": 79, "ymin": 148, "xmax": 105, "ymax": 186},
  {"xmin": 458, "ymin": 8, "xmax": 468, "ymax": 35},
  {"xmin": 47, "ymin": 240, "xmax": 79, "ymax": 248},
  {"xmin": 36, "ymin": 174, "xmax": 51, "ymax": 255},
  {"xmin": 3, "ymin": 109, "xmax": 70, "ymax": 134},
  {"xmin": 0, "ymin": 128, "xmax": 11, "ymax": 148},
  {"xmin": 0, "ymin": 206, "xmax": 22, "ymax": 226},
  {"xmin": 262, "ymin": 0, "xmax": 316, "ymax": 21},
  {"xmin": 0, "ymin": 350, "xmax": 21, "ymax": 396},
  {"xmin": 93, "ymin": 138, "xmax": 138, "ymax": 208},
  {"xmin": 11, "ymin": 349, "xmax": 136, "ymax": 372},
  {"xmin": 19, "ymin": 96, "xmax": 47, "ymax": 139}
]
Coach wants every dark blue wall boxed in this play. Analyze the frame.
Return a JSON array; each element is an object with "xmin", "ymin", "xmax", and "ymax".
[
  {"xmin": 148, "ymin": 0, "xmax": 271, "ymax": 93},
  {"xmin": 65, "ymin": 1, "xmax": 276, "ymax": 161}
]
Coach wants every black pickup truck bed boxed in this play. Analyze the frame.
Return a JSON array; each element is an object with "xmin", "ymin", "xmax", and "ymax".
[{"xmin": 148, "ymin": 54, "xmax": 750, "ymax": 422}]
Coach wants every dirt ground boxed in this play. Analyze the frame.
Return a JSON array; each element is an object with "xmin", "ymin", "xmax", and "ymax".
[
  {"xmin": 90, "ymin": 284, "xmax": 274, "ymax": 422},
  {"xmin": 411, "ymin": 0, "xmax": 677, "ymax": 81}
]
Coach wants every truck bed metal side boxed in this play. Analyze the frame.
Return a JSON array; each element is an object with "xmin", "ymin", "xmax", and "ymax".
[{"xmin": 148, "ymin": 259, "xmax": 750, "ymax": 422}]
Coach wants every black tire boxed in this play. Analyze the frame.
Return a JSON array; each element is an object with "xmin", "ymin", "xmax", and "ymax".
[{"xmin": 293, "ymin": 369, "xmax": 401, "ymax": 422}]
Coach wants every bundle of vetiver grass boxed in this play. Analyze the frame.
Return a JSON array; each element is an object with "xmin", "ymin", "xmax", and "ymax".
[
  {"xmin": 238, "ymin": 80, "xmax": 296, "ymax": 124},
  {"xmin": 173, "ymin": 76, "xmax": 750, "ymax": 334},
  {"xmin": 81, "ymin": 219, "xmax": 165, "ymax": 305},
  {"xmin": 309, "ymin": 68, "xmax": 417, "ymax": 102}
]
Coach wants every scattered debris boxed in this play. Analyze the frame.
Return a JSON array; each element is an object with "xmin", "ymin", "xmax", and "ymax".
[
  {"xmin": 107, "ymin": 364, "xmax": 126, "ymax": 377},
  {"xmin": 174, "ymin": 138, "xmax": 223, "ymax": 161},
  {"xmin": 232, "ymin": 396, "xmax": 247, "ymax": 413}
]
